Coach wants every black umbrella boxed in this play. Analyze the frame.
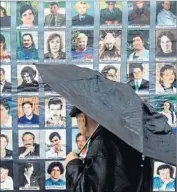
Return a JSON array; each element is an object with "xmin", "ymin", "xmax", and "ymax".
[{"xmin": 36, "ymin": 64, "xmax": 176, "ymax": 165}]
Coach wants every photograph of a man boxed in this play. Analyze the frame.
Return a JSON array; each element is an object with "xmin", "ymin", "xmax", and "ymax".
[
  {"xmin": 0, "ymin": 163, "xmax": 13, "ymax": 190},
  {"xmin": 17, "ymin": 66, "xmax": 39, "ymax": 93},
  {"xmin": 45, "ymin": 97, "xmax": 66, "ymax": 127},
  {"xmin": 128, "ymin": 31, "xmax": 149, "ymax": 61},
  {"xmin": 153, "ymin": 163, "xmax": 176, "ymax": 191},
  {"xmin": 19, "ymin": 162, "xmax": 40, "ymax": 189},
  {"xmin": 44, "ymin": 2, "xmax": 66, "ymax": 27},
  {"xmin": 16, "ymin": 32, "xmax": 38, "ymax": 60},
  {"xmin": 71, "ymin": 32, "xmax": 93, "ymax": 60},
  {"xmin": 156, "ymin": 1, "xmax": 176, "ymax": 26},
  {"xmin": 0, "ymin": 97, "xmax": 12, "ymax": 127},
  {"xmin": 19, "ymin": 131, "xmax": 40, "ymax": 158},
  {"xmin": 45, "ymin": 161, "xmax": 66, "ymax": 189},
  {"xmin": 18, "ymin": 100, "xmax": 39, "ymax": 125},
  {"xmin": 0, "ymin": 67, "xmax": 11, "ymax": 94},
  {"xmin": 72, "ymin": 1, "xmax": 94, "ymax": 26},
  {"xmin": 46, "ymin": 131, "xmax": 66, "ymax": 158},
  {"xmin": 127, "ymin": 63, "xmax": 149, "ymax": 94},
  {"xmin": 100, "ymin": 1, "xmax": 122, "ymax": 25}
]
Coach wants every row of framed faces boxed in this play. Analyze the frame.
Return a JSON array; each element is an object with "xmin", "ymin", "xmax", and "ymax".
[
  {"xmin": 1, "ymin": 63, "xmax": 176, "ymax": 95},
  {"xmin": 1, "ymin": 29, "xmax": 177, "ymax": 62},
  {"xmin": 1, "ymin": 94, "xmax": 177, "ymax": 128},
  {"xmin": 0, "ymin": 160, "xmax": 176, "ymax": 191},
  {"xmin": 1, "ymin": 1, "xmax": 177, "ymax": 28}
]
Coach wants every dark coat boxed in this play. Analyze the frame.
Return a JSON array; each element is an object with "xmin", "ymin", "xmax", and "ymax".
[
  {"xmin": 19, "ymin": 143, "xmax": 40, "ymax": 157},
  {"xmin": 17, "ymin": 80, "xmax": 39, "ymax": 92},
  {"xmin": 127, "ymin": 78, "xmax": 149, "ymax": 91},
  {"xmin": 2, "ymin": 80, "xmax": 12, "ymax": 93},
  {"xmin": 72, "ymin": 14, "xmax": 94, "ymax": 26},
  {"xmin": 66, "ymin": 126, "xmax": 151, "ymax": 192}
]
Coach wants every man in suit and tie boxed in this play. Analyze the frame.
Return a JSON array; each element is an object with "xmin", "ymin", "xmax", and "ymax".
[
  {"xmin": 44, "ymin": 2, "xmax": 66, "ymax": 27},
  {"xmin": 72, "ymin": 1, "xmax": 94, "ymax": 26},
  {"xmin": 0, "ymin": 67, "xmax": 11, "ymax": 94},
  {"xmin": 127, "ymin": 63, "xmax": 149, "ymax": 93}
]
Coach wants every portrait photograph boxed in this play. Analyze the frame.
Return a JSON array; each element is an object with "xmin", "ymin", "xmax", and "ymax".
[
  {"xmin": 71, "ymin": 30, "xmax": 93, "ymax": 61},
  {"xmin": 17, "ymin": 65, "xmax": 39, "ymax": 94},
  {"xmin": 44, "ymin": 1, "xmax": 66, "ymax": 27},
  {"xmin": 72, "ymin": 129, "xmax": 88, "ymax": 159},
  {"xmin": 128, "ymin": 1, "xmax": 150, "ymax": 26},
  {"xmin": 153, "ymin": 161, "xmax": 176, "ymax": 191},
  {"xmin": 0, "ymin": 65, "xmax": 11, "ymax": 95},
  {"xmin": 0, "ymin": 97, "xmax": 12, "ymax": 128},
  {"xmin": 0, "ymin": 161, "xmax": 13, "ymax": 191},
  {"xmin": 156, "ymin": 30, "xmax": 177, "ymax": 60},
  {"xmin": 16, "ymin": 31, "xmax": 38, "ymax": 61},
  {"xmin": 99, "ymin": 30, "xmax": 121, "ymax": 61},
  {"xmin": 99, "ymin": 64, "xmax": 121, "ymax": 82},
  {"xmin": 127, "ymin": 30, "xmax": 149, "ymax": 61},
  {"xmin": 100, "ymin": 0, "xmax": 122, "ymax": 26},
  {"xmin": 44, "ymin": 31, "xmax": 66, "ymax": 61},
  {"xmin": 127, "ymin": 63, "xmax": 149, "ymax": 95},
  {"xmin": 0, "ymin": 32, "xmax": 11, "ymax": 62},
  {"xmin": 45, "ymin": 161, "xmax": 66, "ymax": 190},
  {"xmin": 72, "ymin": 1, "xmax": 94, "ymax": 27},
  {"xmin": 45, "ymin": 129, "xmax": 66, "ymax": 159},
  {"xmin": 18, "ymin": 97, "xmax": 39, "ymax": 127},
  {"xmin": 0, "ymin": 2, "xmax": 11, "ymax": 28},
  {"xmin": 45, "ymin": 96, "xmax": 66, "ymax": 128},
  {"xmin": 156, "ymin": 63, "xmax": 176, "ymax": 95},
  {"xmin": 19, "ymin": 161, "xmax": 40, "ymax": 190},
  {"xmin": 0, "ymin": 130, "xmax": 12, "ymax": 159},
  {"xmin": 156, "ymin": 1, "xmax": 177, "ymax": 27},
  {"xmin": 18, "ymin": 130, "xmax": 40, "ymax": 159},
  {"xmin": 152, "ymin": 95, "xmax": 177, "ymax": 129},
  {"xmin": 16, "ymin": 1, "xmax": 39, "ymax": 28}
]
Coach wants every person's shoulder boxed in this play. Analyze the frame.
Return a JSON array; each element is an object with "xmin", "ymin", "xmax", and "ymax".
[
  {"xmin": 33, "ymin": 113, "xmax": 39, "ymax": 118},
  {"xmin": 86, "ymin": 14, "xmax": 94, "ymax": 19},
  {"xmin": 45, "ymin": 14, "xmax": 51, "ymax": 18}
]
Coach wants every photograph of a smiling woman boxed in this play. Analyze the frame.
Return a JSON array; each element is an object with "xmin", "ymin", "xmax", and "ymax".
[{"xmin": 156, "ymin": 30, "xmax": 177, "ymax": 59}]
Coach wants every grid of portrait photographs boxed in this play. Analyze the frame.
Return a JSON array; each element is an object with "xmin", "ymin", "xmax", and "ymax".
[{"xmin": 0, "ymin": 0, "xmax": 176, "ymax": 191}]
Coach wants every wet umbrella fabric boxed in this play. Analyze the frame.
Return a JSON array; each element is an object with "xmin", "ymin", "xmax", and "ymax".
[{"xmin": 36, "ymin": 64, "xmax": 176, "ymax": 165}]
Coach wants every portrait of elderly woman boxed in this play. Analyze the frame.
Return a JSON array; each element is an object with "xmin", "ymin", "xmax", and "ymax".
[
  {"xmin": 44, "ymin": 33, "xmax": 65, "ymax": 60},
  {"xmin": 99, "ymin": 30, "xmax": 121, "ymax": 61},
  {"xmin": 156, "ymin": 64, "xmax": 176, "ymax": 94},
  {"xmin": 17, "ymin": 66, "xmax": 39, "ymax": 93},
  {"xmin": 0, "ymin": 33, "xmax": 10, "ymax": 62},
  {"xmin": 156, "ymin": 30, "xmax": 176, "ymax": 58},
  {"xmin": 0, "ymin": 5, "xmax": 11, "ymax": 27},
  {"xmin": 18, "ymin": 3, "xmax": 37, "ymax": 28},
  {"xmin": 71, "ymin": 32, "xmax": 93, "ymax": 60},
  {"xmin": 0, "ymin": 134, "xmax": 12, "ymax": 159}
]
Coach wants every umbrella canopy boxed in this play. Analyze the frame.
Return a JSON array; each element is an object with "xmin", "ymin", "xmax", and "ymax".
[{"xmin": 36, "ymin": 64, "xmax": 176, "ymax": 165}]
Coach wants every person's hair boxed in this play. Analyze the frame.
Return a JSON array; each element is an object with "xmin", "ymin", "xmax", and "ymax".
[
  {"xmin": 47, "ymin": 33, "xmax": 64, "ymax": 53},
  {"xmin": 47, "ymin": 161, "xmax": 64, "ymax": 175},
  {"xmin": 157, "ymin": 164, "xmax": 174, "ymax": 178},
  {"xmin": 159, "ymin": 64, "xmax": 176, "ymax": 85},
  {"xmin": 131, "ymin": 32, "xmax": 144, "ymax": 42},
  {"xmin": 50, "ymin": 2, "xmax": 59, "ymax": 7},
  {"xmin": 49, "ymin": 132, "xmax": 61, "ymax": 141},
  {"xmin": 22, "ymin": 33, "xmax": 35, "ymax": 48},
  {"xmin": 75, "ymin": 133, "xmax": 86, "ymax": 142},
  {"xmin": 0, "ymin": 67, "xmax": 5, "ymax": 74},
  {"xmin": 22, "ymin": 132, "xmax": 35, "ymax": 140},
  {"xmin": 20, "ymin": 4, "xmax": 34, "ymax": 17},
  {"xmin": 0, "ymin": 6, "xmax": 7, "ymax": 16},
  {"xmin": 76, "ymin": 33, "xmax": 88, "ymax": 43},
  {"xmin": 101, "ymin": 65, "xmax": 117, "ymax": 78},
  {"xmin": 74, "ymin": 1, "xmax": 90, "ymax": 10},
  {"xmin": 0, "ymin": 34, "xmax": 6, "ymax": 50},
  {"xmin": 0, "ymin": 134, "xmax": 9, "ymax": 143},
  {"xmin": 48, "ymin": 97, "xmax": 63, "ymax": 109},
  {"xmin": 106, "ymin": 1, "xmax": 116, "ymax": 5},
  {"xmin": 0, "ymin": 97, "xmax": 10, "ymax": 111},
  {"xmin": 22, "ymin": 101, "xmax": 33, "ymax": 108},
  {"xmin": 20, "ymin": 66, "xmax": 36, "ymax": 80},
  {"xmin": 0, "ymin": 164, "xmax": 9, "ymax": 170},
  {"xmin": 157, "ymin": 31, "xmax": 176, "ymax": 51},
  {"xmin": 132, "ymin": 63, "xmax": 144, "ymax": 71}
]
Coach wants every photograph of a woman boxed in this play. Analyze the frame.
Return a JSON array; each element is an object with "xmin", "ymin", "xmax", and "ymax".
[
  {"xmin": 44, "ymin": 32, "xmax": 65, "ymax": 60},
  {"xmin": 0, "ymin": 33, "xmax": 10, "ymax": 62}
]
